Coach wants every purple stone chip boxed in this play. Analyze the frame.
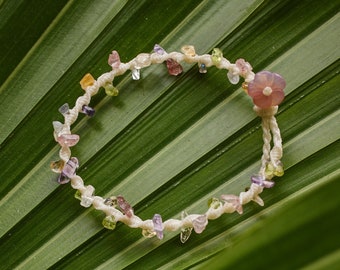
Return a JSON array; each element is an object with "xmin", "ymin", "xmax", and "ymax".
[
  {"xmin": 81, "ymin": 105, "xmax": 95, "ymax": 117},
  {"xmin": 152, "ymin": 214, "xmax": 164, "ymax": 239},
  {"xmin": 154, "ymin": 44, "xmax": 166, "ymax": 55},
  {"xmin": 251, "ymin": 174, "xmax": 275, "ymax": 188}
]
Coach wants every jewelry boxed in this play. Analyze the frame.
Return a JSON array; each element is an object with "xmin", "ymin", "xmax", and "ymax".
[{"xmin": 51, "ymin": 44, "xmax": 286, "ymax": 243}]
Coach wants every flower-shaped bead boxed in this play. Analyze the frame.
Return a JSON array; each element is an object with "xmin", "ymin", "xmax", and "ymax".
[{"xmin": 247, "ymin": 71, "xmax": 286, "ymax": 109}]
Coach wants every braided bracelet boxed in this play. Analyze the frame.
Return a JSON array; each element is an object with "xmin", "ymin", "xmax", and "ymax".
[{"xmin": 51, "ymin": 44, "xmax": 286, "ymax": 243}]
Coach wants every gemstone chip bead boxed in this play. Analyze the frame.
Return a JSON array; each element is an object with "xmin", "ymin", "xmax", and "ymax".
[
  {"xmin": 81, "ymin": 196, "xmax": 93, "ymax": 208},
  {"xmin": 265, "ymin": 162, "xmax": 275, "ymax": 178},
  {"xmin": 57, "ymin": 157, "xmax": 79, "ymax": 184},
  {"xmin": 181, "ymin": 45, "xmax": 196, "ymax": 57},
  {"xmin": 152, "ymin": 214, "xmax": 164, "ymax": 240},
  {"xmin": 50, "ymin": 159, "xmax": 65, "ymax": 173},
  {"xmin": 62, "ymin": 157, "xmax": 79, "ymax": 178},
  {"xmin": 104, "ymin": 196, "xmax": 117, "ymax": 207},
  {"xmin": 208, "ymin": 197, "xmax": 221, "ymax": 209},
  {"xmin": 80, "ymin": 185, "xmax": 95, "ymax": 208},
  {"xmin": 192, "ymin": 215, "xmax": 208, "ymax": 234},
  {"xmin": 116, "ymin": 195, "xmax": 134, "ymax": 217},
  {"xmin": 235, "ymin": 58, "xmax": 252, "ymax": 77},
  {"xmin": 154, "ymin": 44, "xmax": 166, "ymax": 55},
  {"xmin": 180, "ymin": 227, "xmax": 193, "ymax": 244},
  {"xmin": 211, "ymin": 48, "xmax": 223, "ymax": 65},
  {"xmin": 57, "ymin": 173, "xmax": 70, "ymax": 184},
  {"xmin": 74, "ymin": 190, "xmax": 82, "ymax": 200},
  {"xmin": 273, "ymin": 161, "xmax": 284, "ymax": 177},
  {"xmin": 227, "ymin": 71, "xmax": 240, "ymax": 85},
  {"xmin": 131, "ymin": 68, "xmax": 140, "ymax": 80},
  {"xmin": 274, "ymin": 166, "xmax": 284, "ymax": 177},
  {"xmin": 80, "ymin": 73, "xmax": 95, "ymax": 90},
  {"xmin": 220, "ymin": 194, "xmax": 243, "ymax": 214},
  {"xmin": 251, "ymin": 174, "xmax": 275, "ymax": 188},
  {"xmin": 52, "ymin": 121, "xmax": 64, "ymax": 137},
  {"xmin": 57, "ymin": 134, "xmax": 80, "ymax": 147},
  {"xmin": 108, "ymin": 50, "xmax": 121, "ymax": 68},
  {"xmin": 81, "ymin": 105, "xmax": 95, "ymax": 117},
  {"xmin": 74, "ymin": 190, "xmax": 81, "ymax": 201},
  {"xmin": 166, "ymin": 59, "xmax": 183, "ymax": 76},
  {"xmin": 102, "ymin": 216, "xmax": 116, "ymax": 230},
  {"xmin": 180, "ymin": 211, "xmax": 193, "ymax": 243},
  {"xmin": 104, "ymin": 82, "xmax": 119, "ymax": 96},
  {"xmin": 242, "ymin": 82, "xmax": 248, "ymax": 92},
  {"xmin": 58, "ymin": 103, "xmax": 70, "ymax": 115}
]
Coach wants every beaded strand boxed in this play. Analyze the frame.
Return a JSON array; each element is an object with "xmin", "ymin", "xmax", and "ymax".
[{"xmin": 51, "ymin": 44, "xmax": 286, "ymax": 243}]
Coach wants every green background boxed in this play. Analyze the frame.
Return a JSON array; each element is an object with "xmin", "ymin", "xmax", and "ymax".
[{"xmin": 0, "ymin": 1, "xmax": 339, "ymax": 269}]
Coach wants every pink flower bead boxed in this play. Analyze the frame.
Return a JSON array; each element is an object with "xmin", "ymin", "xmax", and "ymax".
[{"xmin": 247, "ymin": 71, "xmax": 286, "ymax": 109}]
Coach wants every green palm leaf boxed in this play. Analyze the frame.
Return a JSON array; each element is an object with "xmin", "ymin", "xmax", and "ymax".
[{"xmin": 0, "ymin": 0, "xmax": 339, "ymax": 269}]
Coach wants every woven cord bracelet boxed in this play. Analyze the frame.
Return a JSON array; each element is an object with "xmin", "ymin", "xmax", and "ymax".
[{"xmin": 51, "ymin": 44, "xmax": 286, "ymax": 243}]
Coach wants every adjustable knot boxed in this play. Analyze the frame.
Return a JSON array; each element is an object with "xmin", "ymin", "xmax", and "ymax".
[{"xmin": 253, "ymin": 105, "xmax": 278, "ymax": 118}]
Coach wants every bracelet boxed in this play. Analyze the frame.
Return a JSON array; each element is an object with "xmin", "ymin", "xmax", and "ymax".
[{"xmin": 51, "ymin": 44, "xmax": 286, "ymax": 243}]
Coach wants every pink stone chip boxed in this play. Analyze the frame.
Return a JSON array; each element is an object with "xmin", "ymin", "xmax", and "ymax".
[
  {"xmin": 166, "ymin": 59, "xmax": 183, "ymax": 76},
  {"xmin": 220, "ymin": 194, "xmax": 243, "ymax": 214},
  {"xmin": 108, "ymin": 50, "xmax": 121, "ymax": 68},
  {"xmin": 192, "ymin": 215, "xmax": 208, "ymax": 234},
  {"xmin": 116, "ymin": 195, "xmax": 134, "ymax": 218},
  {"xmin": 57, "ymin": 134, "xmax": 80, "ymax": 147}
]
